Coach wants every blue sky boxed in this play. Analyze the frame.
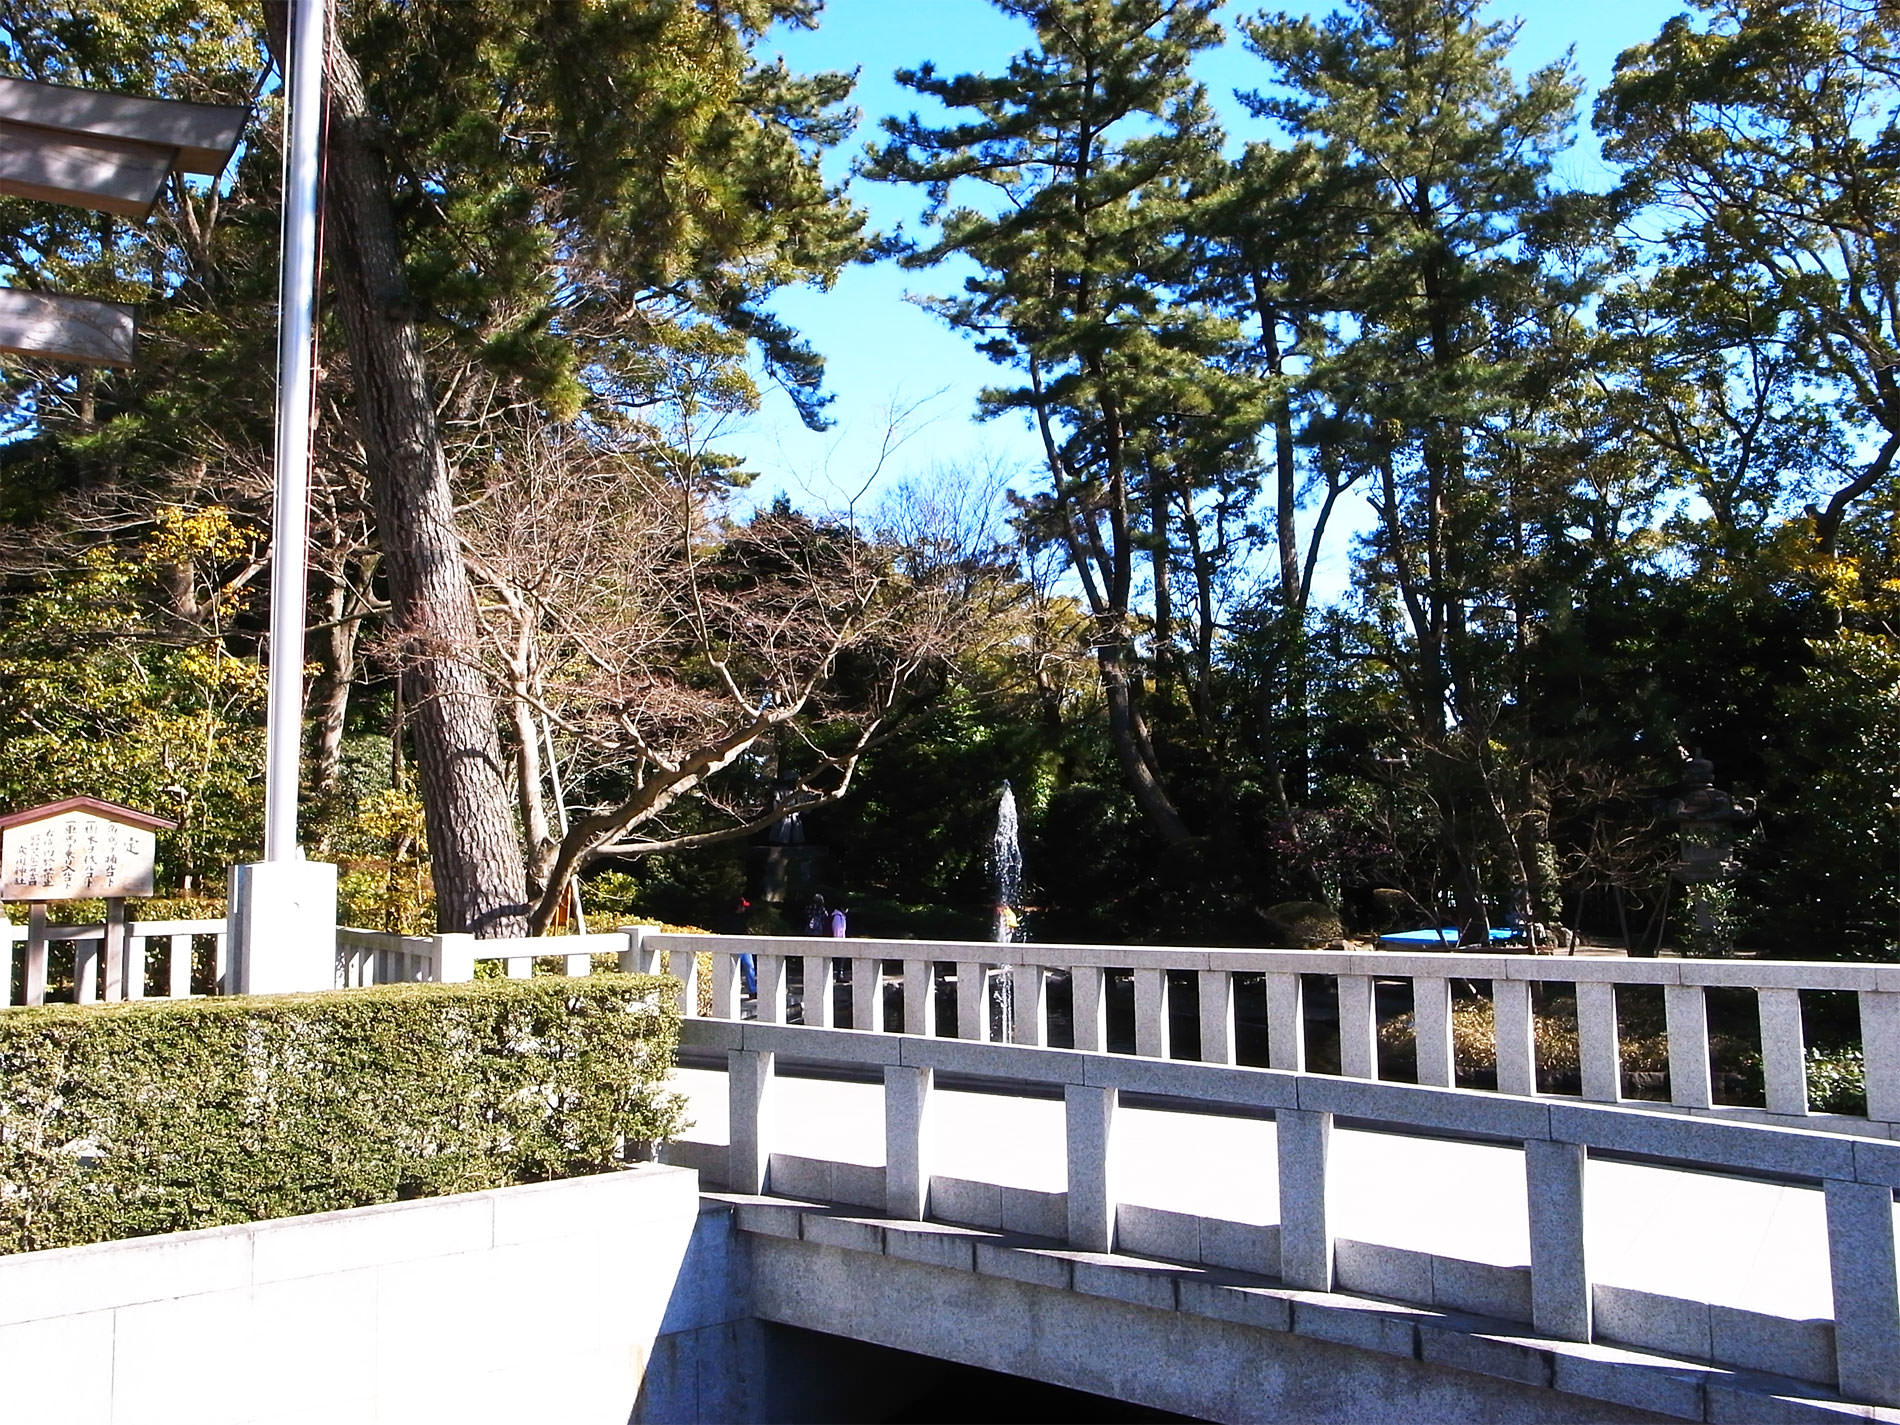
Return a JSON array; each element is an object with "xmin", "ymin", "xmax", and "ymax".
[{"xmin": 721, "ymin": 0, "xmax": 1692, "ymax": 530}]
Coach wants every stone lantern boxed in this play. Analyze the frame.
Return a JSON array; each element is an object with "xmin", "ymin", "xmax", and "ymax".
[{"xmin": 1661, "ymin": 753, "xmax": 1757, "ymax": 957}]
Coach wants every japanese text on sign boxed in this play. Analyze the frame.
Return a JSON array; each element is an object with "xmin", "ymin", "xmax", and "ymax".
[{"xmin": 1, "ymin": 811, "xmax": 157, "ymax": 901}]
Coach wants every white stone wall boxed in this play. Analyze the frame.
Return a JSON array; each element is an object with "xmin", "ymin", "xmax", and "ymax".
[{"xmin": 0, "ymin": 1165, "xmax": 701, "ymax": 1425}]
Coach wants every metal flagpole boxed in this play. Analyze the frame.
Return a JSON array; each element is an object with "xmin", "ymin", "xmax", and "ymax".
[{"xmin": 263, "ymin": 0, "xmax": 327, "ymax": 862}]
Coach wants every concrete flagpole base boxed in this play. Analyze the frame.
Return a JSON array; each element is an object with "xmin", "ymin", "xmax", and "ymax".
[{"xmin": 229, "ymin": 859, "xmax": 338, "ymax": 994}]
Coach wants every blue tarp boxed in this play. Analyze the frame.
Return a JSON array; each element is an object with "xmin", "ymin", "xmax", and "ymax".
[{"xmin": 1377, "ymin": 926, "xmax": 1524, "ymax": 946}]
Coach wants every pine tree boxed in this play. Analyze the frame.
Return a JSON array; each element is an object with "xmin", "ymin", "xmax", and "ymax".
[
  {"xmin": 274, "ymin": 0, "xmax": 867, "ymax": 935},
  {"xmin": 863, "ymin": 0, "xmax": 1255, "ymax": 850},
  {"xmin": 1241, "ymin": 0, "xmax": 1596, "ymax": 940},
  {"xmin": 3, "ymin": 0, "xmax": 867, "ymax": 936}
]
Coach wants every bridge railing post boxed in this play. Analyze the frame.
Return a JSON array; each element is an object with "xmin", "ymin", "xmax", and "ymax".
[
  {"xmin": 711, "ymin": 950, "xmax": 742, "ymax": 1020},
  {"xmin": 1860, "ymin": 989, "xmax": 1900, "ymax": 1123},
  {"xmin": 885, "ymin": 1064, "xmax": 934, "ymax": 1220},
  {"xmin": 1825, "ymin": 1178, "xmax": 1900, "ymax": 1407},
  {"xmin": 1276, "ymin": 1107, "xmax": 1332, "ymax": 1291},
  {"xmin": 1265, "ymin": 972, "xmax": 1303, "ymax": 1071},
  {"xmin": 729, "ymin": 1049, "xmax": 775, "ymax": 1196},
  {"xmin": 1576, "ymin": 980, "xmax": 1621, "ymax": 1102},
  {"xmin": 1338, "ymin": 973, "xmax": 1377, "ymax": 1080},
  {"xmin": 1197, "ymin": 969, "xmax": 1234, "ymax": 1066},
  {"xmin": 850, "ymin": 956, "xmax": 884, "ymax": 1032},
  {"xmin": 1065, "ymin": 1084, "xmax": 1118, "ymax": 1253},
  {"xmin": 1413, "ymin": 975, "xmax": 1454, "ymax": 1087},
  {"xmin": 1011, "ymin": 965, "xmax": 1045, "ymax": 1046},
  {"xmin": 1133, "ymin": 968, "xmax": 1168, "ymax": 1058},
  {"xmin": 955, "ymin": 961, "xmax": 985, "ymax": 1042},
  {"xmin": 802, "ymin": 954, "xmax": 835, "ymax": 1028},
  {"xmin": 1757, "ymin": 987, "xmax": 1808, "ymax": 1115},
  {"xmin": 1664, "ymin": 984, "xmax": 1713, "ymax": 1109},
  {"xmin": 1493, "ymin": 978, "xmax": 1537, "ymax": 1096},
  {"xmin": 618, "ymin": 924, "xmax": 655, "ymax": 975},
  {"xmin": 1526, "ymin": 1138, "xmax": 1591, "ymax": 1342},
  {"xmin": 756, "ymin": 954, "xmax": 787, "ymax": 1024},
  {"xmin": 903, "ymin": 959, "xmax": 937, "ymax": 1037},
  {"xmin": 1070, "ymin": 966, "xmax": 1105, "ymax": 1052},
  {"xmin": 667, "ymin": 946, "xmax": 700, "ymax": 1016}
]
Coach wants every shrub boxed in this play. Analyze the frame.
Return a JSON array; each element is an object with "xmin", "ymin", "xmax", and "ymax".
[
  {"xmin": 1805, "ymin": 1046, "xmax": 1867, "ymax": 1116},
  {"xmin": 1378, "ymin": 994, "xmax": 1671, "ymax": 1081},
  {"xmin": 1261, "ymin": 901, "xmax": 1345, "ymax": 948},
  {"xmin": 2, "ymin": 897, "xmax": 227, "ymax": 925},
  {"xmin": 0, "ymin": 975, "xmax": 683, "ymax": 1255}
]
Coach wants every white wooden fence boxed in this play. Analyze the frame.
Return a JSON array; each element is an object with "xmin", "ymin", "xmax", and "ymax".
[
  {"xmin": 0, "ymin": 917, "xmax": 227, "ymax": 1006},
  {"xmin": 2, "ymin": 921, "xmax": 644, "ymax": 1006},
  {"xmin": 335, "ymin": 927, "xmax": 643, "ymax": 986}
]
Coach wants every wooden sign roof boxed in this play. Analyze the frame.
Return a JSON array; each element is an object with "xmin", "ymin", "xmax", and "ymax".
[
  {"xmin": 0, "ymin": 796, "xmax": 178, "ymax": 833},
  {"xmin": 0, "ymin": 75, "xmax": 248, "ymax": 177}
]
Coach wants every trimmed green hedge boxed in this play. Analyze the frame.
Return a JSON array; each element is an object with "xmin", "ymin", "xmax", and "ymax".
[{"xmin": 0, "ymin": 974, "xmax": 683, "ymax": 1255}]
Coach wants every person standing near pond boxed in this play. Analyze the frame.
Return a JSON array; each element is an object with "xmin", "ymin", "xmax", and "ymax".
[
  {"xmin": 830, "ymin": 905, "xmax": 846, "ymax": 938},
  {"xmin": 806, "ymin": 894, "xmax": 827, "ymax": 937}
]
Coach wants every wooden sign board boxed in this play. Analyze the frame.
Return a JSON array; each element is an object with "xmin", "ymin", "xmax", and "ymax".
[
  {"xmin": 0, "ymin": 287, "xmax": 137, "ymax": 366},
  {"xmin": 0, "ymin": 796, "xmax": 177, "ymax": 902}
]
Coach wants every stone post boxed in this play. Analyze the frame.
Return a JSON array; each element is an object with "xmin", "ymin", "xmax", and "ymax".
[
  {"xmin": 1526, "ymin": 1138, "xmax": 1591, "ymax": 1341},
  {"xmin": 229, "ymin": 859, "xmax": 338, "ymax": 995},
  {"xmin": 728, "ymin": 1049, "xmax": 775, "ymax": 1197},
  {"xmin": 432, "ymin": 932, "xmax": 476, "ymax": 984},
  {"xmin": 1276, "ymin": 1107, "xmax": 1332, "ymax": 1291},
  {"xmin": 1065, "ymin": 1084, "xmax": 1118, "ymax": 1253},
  {"xmin": 884, "ymin": 1065, "xmax": 934, "ymax": 1220}
]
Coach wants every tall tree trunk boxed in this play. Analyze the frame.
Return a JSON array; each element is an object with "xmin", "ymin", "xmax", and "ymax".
[
  {"xmin": 1100, "ymin": 643, "xmax": 1193, "ymax": 847},
  {"xmin": 1148, "ymin": 481, "xmax": 1173, "ymax": 695},
  {"xmin": 1256, "ymin": 291, "xmax": 1309, "ymax": 802},
  {"xmin": 302, "ymin": 22, "xmax": 527, "ymax": 936},
  {"xmin": 307, "ymin": 555, "xmax": 368, "ymax": 795}
]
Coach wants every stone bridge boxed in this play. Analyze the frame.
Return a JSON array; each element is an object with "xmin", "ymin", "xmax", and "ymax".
[{"xmin": 635, "ymin": 932, "xmax": 1900, "ymax": 1424}]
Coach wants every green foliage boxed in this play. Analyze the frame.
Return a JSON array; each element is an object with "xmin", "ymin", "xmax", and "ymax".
[
  {"xmin": 0, "ymin": 975, "xmax": 682, "ymax": 1255},
  {"xmin": 346, "ymin": 0, "xmax": 865, "ymax": 429},
  {"xmin": 1598, "ymin": 1, "xmax": 1900, "ymax": 555},
  {"xmin": 863, "ymin": 0, "xmax": 1259, "ymax": 853},
  {"xmin": 1260, "ymin": 900, "xmax": 1344, "ymax": 949},
  {"xmin": 1747, "ymin": 632, "xmax": 1900, "ymax": 959},
  {"xmin": 1804, "ymin": 1046, "xmax": 1867, "ymax": 1117},
  {"xmin": 3, "ymin": 897, "xmax": 224, "ymax": 926},
  {"xmin": 4, "ymin": 0, "xmax": 1900, "ymax": 956},
  {"xmin": 331, "ymin": 786, "xmax": 434, "ymax": 935},
  {"xmin": 0, "ymin": 4, "xmax": 277, "ymax": 507},
  {"xmin": 819, "ymin": 686, "xmax": 1056, "ymax": 912},
  {"xmin": 0, "ymin": 507, "xmax": 265, "ymax": 891}
]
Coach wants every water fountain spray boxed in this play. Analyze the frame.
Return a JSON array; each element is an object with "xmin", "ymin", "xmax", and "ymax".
[
  {"xmin": 990, "ymin": 782, "xmax": 1023, "ymax": 1039},
  {"xmin": 992, "ymin": 780, "xmax": 1023, "ymax": 945}
]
